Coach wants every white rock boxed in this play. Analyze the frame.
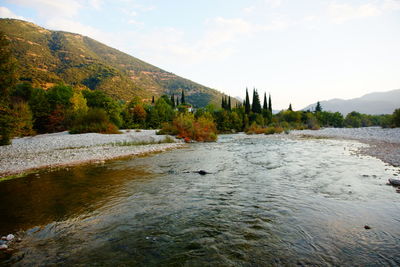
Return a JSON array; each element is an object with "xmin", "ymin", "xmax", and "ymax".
[
  {"xmin": 6, "ymin": 234, "xmax": 14, "ymax": 241},
  {"xmin": 0, "ymin": 244, "xmax": 8, "ymax": 250}
]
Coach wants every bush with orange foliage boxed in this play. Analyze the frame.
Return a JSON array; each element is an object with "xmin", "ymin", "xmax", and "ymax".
[{"xmin": 158, "ymin": 113, "xmax": 217, "ymax": 142}]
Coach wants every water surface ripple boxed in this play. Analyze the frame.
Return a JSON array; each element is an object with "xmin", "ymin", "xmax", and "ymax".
[{"xmin": 1, "ymin": 134, "xmax": 400, "ymax": 266}]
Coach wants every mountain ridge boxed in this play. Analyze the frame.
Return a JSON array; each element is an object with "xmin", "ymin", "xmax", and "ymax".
[
  {"xmin": 302, "ymin": 89, "xmax": 400, "ymax": 115},
  {"xmin": 0, "ymin": 18, "xmax": 233, "ymax": 107}
]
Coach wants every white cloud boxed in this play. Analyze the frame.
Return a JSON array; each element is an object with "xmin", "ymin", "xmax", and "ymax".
[
  {"xmin": 0, "ymin": 6, "xmax": 26, "ymax": 20},
  {"xmin": 328, "ymin": 2, "xmax": 382, "ymax": 24},
  {"xmin": 265, "ymin": 0, "xmax": 283, "ymax": 8},
  {"xmin": 45, "ymin": 18, "xmax": 111, "ymax": 43},
  {"xmin": 127, "ymin": 19, "xmax": 143, "ymax": 26},
  {"xmin": 383, "ymin": 0, "xmax": 400, "ymax": 10},
  {"xmin": 129, "ymin": 15, "xmax": 292, "ymax": 67},
  {"xmin": 10, "ymin": 0, "xmax": 81, "ymax": 18},
  {"xmin": 243, "ymin": 5, "xmax": 256, "ymax": 13},
  {"xmin": 203, "ymin": 17, "xmax": 253, "ymax": 48},
  {"xmin": 88, "ymin": 0, "xmax": 102, "ymax": 10}
]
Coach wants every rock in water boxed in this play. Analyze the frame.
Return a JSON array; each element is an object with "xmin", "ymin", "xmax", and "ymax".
[
  {"xmin": 364, "ymin": 225, "xmax": 371, "ymax": 230},
  {"xmin": 198, "ymin": 170, "xmax": 208, "ymax": 175},
  {"xmin": 6, "ymin": 234, "xmax": 14, "ymax": 241}
]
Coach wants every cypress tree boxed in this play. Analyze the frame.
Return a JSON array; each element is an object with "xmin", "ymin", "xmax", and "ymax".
[
  {"xmin": 151, "ymin": 96, "xmax": 155, "ymax": 104},
  {"xmin": 176, "ymin": 98, "xmax": 180, "ymax": 106},
  {"xmin": 221, "ymin": 96, "xmax": 226, "ymax": 109},
  {"xmin": 228, "ymin": 96, "xmax": 231, "ymax": 111},
  {"xmin": 181, "ymin": 89, "xmax": 185, "ymax": 104},
  {"xmin": 263, "ymin": 92, "xmax": 268, "ymax": 110},
  {"xmin": 288, "ymin": 103, "xmax": 292, "ymax": 111},
  {"xmin": 268, "ymin": 94, "xmax": 272, "ymax": 113},
  {"xmin": 245, "ymin": 88, "xmax": 251, "ymax": 114},
  {"xmin": 251, "ymin": 89, "xmax": 262, "ymax": 114},
  {"xmin": 315, "ymin": 101, "xmax": 322, "ymax": 112},
  {"xmin": 171, "ymin": 94, "xmax": 175, "ymax": 108}
]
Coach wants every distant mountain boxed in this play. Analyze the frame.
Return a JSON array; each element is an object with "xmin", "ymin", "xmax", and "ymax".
[
  {"xmin": 302, "ymin": 89, "xmax": 400, "ymax": 115},
  {"xmin": 0, "ymin": 18, "xmax": 235, "ymax": 107}
]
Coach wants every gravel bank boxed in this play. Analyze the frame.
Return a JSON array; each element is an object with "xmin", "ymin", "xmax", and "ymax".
[
  {"xmin": 0, "ymin": 130, "xmax": 184, "ymax": 179},
  {"xmin": 290, "ymin": 127, "xmax": 400, "ymax": 167}
]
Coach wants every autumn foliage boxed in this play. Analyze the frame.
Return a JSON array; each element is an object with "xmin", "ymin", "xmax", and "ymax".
[{"xmin": 159, "ymin": 113, "xmax": 217, "ymax": 142}]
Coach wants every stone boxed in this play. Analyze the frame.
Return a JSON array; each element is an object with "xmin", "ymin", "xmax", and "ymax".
[
  {"xmin": 0, "ymin": 244, "xmax": 8, "ymax": 250},
  {"xmin": 6, "ymin": 234, "xmax": 14, "ymax": 241},
  {"xmin": 364, "ymin": 225, "xmax": 371, "ymax": 230}
]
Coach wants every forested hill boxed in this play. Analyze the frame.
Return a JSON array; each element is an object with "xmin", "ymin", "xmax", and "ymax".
[{"xmin": 0, "ymin": 18, "xmax": 229, "ymax": 107}]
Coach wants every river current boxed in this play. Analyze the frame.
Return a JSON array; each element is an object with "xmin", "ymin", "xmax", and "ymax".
[{"xmin": 1, "ymin": 134, "xmax": 399, "ymax": 266}]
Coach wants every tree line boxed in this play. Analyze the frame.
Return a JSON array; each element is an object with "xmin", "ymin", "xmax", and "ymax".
[{"xmin": 1, "ymin": 31, "xmax": 399, "ymax": 145}]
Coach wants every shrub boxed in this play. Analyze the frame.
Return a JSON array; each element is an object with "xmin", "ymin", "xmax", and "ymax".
[
  {"xmin": 159, "ymin": 113, "xmax": 217, "ymax": 142},
  {"xmin": 12, "ymin": 101, "xmax": 35, "ymax": 137},
  {"xmin": 0, "ymin": 104, "xmax": 14, "ymax": 145},
  {"xmin": 392, "ymin": 108, "xmax": 400, "ymax": 127},
  {"xmin": 264, "ymin": 126, "xmax": 284, "ymax": 135},
  {"xmin": 245, "ymin": 122, "xmax": 266, "ymax": 134},
  {"xmin": 69, "ymin": 108, "xmax": 120, "ymax": 134}
]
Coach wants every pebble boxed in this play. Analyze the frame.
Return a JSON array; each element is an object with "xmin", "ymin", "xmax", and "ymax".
[
  {"xmin": 290, "ymin": 127, "xmax": 400, "ymax": 167},
  {"xmin": 0, "ymin": 130, "xmax": 183, "ymax": 177},
  {"xmin": 364, "ymin": 225, "xmax": 371, "ymax": 230},
  {"xmin": 6, "ymin": 234, "xmax": 14, "ymax": 241}
]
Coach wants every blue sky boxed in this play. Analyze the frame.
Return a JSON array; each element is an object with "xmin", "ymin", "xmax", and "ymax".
[{"xmin": 1, "ymin": 0, "xmax": 399, "ymax": 109}]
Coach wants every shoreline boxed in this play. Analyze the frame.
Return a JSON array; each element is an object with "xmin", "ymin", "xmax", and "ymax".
[
  {"xmin": 0, "ymin": 130, "xmax": 185, "ymax": 181},
  {"xmin": 290, "ymin": 127, "xmax": 400, "ymax": 168}
]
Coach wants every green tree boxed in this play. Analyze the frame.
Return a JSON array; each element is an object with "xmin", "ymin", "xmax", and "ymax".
[
  {"xmin": 268, "ymin": 94, "xmax": 272, "ymax": 113},
  {"xmin": 315, "ymin": 101, "xmax": 322, "ymax": 112},
  {"xmin": 11, "ymin": 82, "xmax": 33, "ymax": 102},
  {"xmin": 155, "ymin": 97, "xmax": 175, "ymax": 123},
  {"xmin": 0, "ymin": 31, "xmax": 17, "ymax": 145},
  {"xmin": 228, "ymin": 96, "xmax": 231, "ymax": 111},
  {"xmin": 392, "ymin": 108, "xmax": 400, "ymax": 127},
  {"xmin": 70, "ymin": 89, "xmax": 88, "ymax": 114},
  {"xmin": 47, "ymin": 84, "xmax": 74, "ymax": 109},
  {"xmin": 181, "ymin": 89, "xmax": 186, "ymax": 104},
  {"xmin": 251, "ymin": 89, "xmax": 262, "ymax": 114},
  {"xmin": 245, "ymin": 88, "xmax": 251, "ymax": 114},
  {"xmin": 82, "ymin": 90, "xmax": 122, "ymax": 127},
  {"xmin": 29, "ymin": 87, "xmax": 51, "ymax": 132},
  {"xmin": 344, "ymin": 111, "xmax": 362, "ymax": 128},
  {"xmin": 263, "ymin": 92, "xmax": 268, "ymax": 110},
  {"xmin": 170, "ymin": 94, "xmax": 175, "ymax": 108},
  {"xmin": 288, "ymin": 103, "xmax": 293, "ymax": 111}
]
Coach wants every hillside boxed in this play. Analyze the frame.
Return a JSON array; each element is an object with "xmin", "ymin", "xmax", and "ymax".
[
  {"xmin": 0, "ymin": 18, "xmax": 230, "ymax": 107},
  {"xmin": 302, "ymin": 89, "xmax": 400, "ymax": 115}
]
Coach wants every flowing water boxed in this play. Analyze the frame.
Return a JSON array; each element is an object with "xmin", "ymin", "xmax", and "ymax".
[{"xmin": 1, "ymin": 134, "xmax": 400, "ymax": 266}]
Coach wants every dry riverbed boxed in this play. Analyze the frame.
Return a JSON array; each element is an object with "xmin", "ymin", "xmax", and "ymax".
[
  {"xmin": 0, "ymin": 130, "xmax": 184, "ymax": 180},
  {"xmin": 290, "ymin": 127, "xmax": 400, "ymax": 167}
]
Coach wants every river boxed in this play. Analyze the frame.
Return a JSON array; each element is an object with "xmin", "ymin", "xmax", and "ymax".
[{"xmin": 1, "ymin": 134, "xmax": 400, "ymax": 266}]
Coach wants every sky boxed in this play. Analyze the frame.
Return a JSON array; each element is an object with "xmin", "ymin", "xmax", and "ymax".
[{"xmin": 1, "ymin": 0, "xmax": 399, "ymax": 110}]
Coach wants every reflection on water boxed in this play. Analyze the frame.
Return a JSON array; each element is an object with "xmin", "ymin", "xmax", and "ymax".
[{"xmin": 1, "ymin": 134, "xmax": 400, "ymax": 266}]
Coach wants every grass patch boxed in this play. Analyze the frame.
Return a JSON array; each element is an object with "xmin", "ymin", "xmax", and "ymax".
[{"xmin": 110, "ymin": 136, "xmax": 175, "ymax": 147}]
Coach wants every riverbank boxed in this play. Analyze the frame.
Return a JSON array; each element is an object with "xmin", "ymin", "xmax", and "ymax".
[
  {"xmin": 0, "ymin": 130, "xmax": 184, "ymax": 180},
  {"xmin": 290, "ymin": 127, "xmax": 400, "ymax": 167}
]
